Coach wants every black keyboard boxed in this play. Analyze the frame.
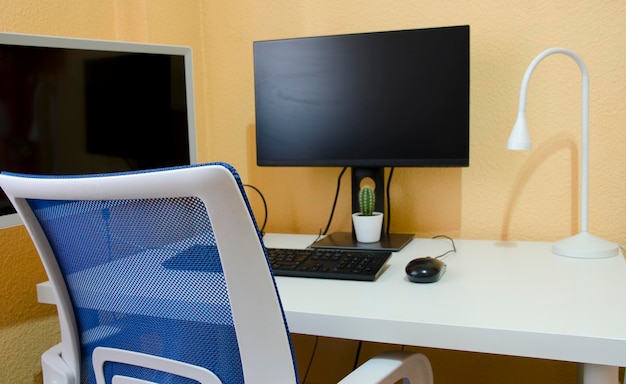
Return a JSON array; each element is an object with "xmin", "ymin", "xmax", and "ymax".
[{"xmin": 266, "ymin": 247, "xmax": 391, "ymax": 281}]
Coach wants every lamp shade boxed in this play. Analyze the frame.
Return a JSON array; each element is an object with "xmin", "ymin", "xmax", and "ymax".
[{"xmin": 507, "ymin": 112, "xmax": 532, "ymax": 150}]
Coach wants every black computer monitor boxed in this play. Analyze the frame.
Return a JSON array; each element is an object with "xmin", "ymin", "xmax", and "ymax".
[
  {"xmin": 0, "ymin": 33, "xmax": 197, "ymax": 228},
  {"xmin": 253, "ymin": 25, "xmax": 470, "ymax": 249}
]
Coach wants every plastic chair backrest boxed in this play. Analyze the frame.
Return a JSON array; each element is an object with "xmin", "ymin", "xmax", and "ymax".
[{"xmin": 0, "ymin": 163, "xmax": 298, "ymax": 383}]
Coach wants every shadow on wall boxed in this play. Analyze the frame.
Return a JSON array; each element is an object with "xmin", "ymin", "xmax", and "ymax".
[{"xmin": 501, "ymin": 132, "xmax": 578, "ymax": 241}]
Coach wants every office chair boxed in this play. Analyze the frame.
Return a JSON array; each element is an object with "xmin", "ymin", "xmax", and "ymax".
[{"xmin": 0, "ymin": 163, "xmax": 433, "ymax": 384}]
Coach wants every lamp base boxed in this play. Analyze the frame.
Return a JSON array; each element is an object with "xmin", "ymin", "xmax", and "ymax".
[{"xmin": 552, "ymin": 231, "xmax": 619, "ymax": 259}]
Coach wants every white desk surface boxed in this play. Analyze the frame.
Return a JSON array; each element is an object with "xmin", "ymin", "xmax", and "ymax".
[
  {"xmin": 263, "ymin": 234, "xmax": 626, "ymax": 369},
  {"xmin": 38, "ymin": 233, "xmax": 626, "ymax": 380}
]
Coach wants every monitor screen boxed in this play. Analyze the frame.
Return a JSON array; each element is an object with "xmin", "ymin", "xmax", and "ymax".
[
  {"xmin": 254, "ymin": 25, "xmax": 470, "ymax": 250},
  {"xmin": 0, "ymin": 33, "xmax": 197, "ymax": 227},
  {"xmin": 253, "ymin": 25, "xmax": 469, "ymax": 168}
]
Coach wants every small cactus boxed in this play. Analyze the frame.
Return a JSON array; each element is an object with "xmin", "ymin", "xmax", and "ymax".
[{"xmin": 358, "ymin": 185, "xmax": 375, "ymax": 216}]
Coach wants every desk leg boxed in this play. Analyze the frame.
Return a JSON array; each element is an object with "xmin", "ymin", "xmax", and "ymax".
[{"xmin": 578, "ymin": 364, "xmax": 619, "ymax": 384}]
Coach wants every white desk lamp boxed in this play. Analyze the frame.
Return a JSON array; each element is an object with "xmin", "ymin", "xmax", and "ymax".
[{"xmin": 507, "ymin": 47, "xmax": 619, "ymax": 259}]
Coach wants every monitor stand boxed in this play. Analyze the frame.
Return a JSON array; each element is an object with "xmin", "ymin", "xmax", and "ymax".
[
  {"xmin": 311, "ymin": 166, "xmax": 414, "ymax": 252},
  {"xmin": 311, "ymin": 231, "xmax": 414, "ymax": 252}
]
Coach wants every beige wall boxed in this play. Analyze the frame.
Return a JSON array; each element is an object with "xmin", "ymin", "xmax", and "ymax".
[
  {"xmin": 215, "ymin": 0, "xmax": 626, "ymax": 243},
  {"xmin": 1, "ymin": 0, "xmax": 625, "ymax": 382}
]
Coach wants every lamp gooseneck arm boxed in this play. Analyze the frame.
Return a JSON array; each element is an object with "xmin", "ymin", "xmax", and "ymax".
[
  {"xmin": 516, "ymin": 47, "xmax": 589, "ymax": 233},
  {"xmin": 510, "ymin": 47, "xmax": 618, "ymax": 258}
]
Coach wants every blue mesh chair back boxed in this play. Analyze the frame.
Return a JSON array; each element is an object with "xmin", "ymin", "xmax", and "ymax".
[{"xmin": 0, "ymin": 163, "xmax": 298, "ymax": 383}]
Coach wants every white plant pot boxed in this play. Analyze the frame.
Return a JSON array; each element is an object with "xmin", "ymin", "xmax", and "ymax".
[{"xmin": 352, "ymin": 212, "xmax": 384, "ymax": 243}]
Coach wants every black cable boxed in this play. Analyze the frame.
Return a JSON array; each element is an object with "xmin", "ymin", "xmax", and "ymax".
[
  {"xmin": 320, "ymin": 167, "xmax": 348, "ymax": 236},
  {"xmin": 243, "ymin": 184, "xmax": 268, "ymax": 235},
  {"xmin": 385, "ymin": 167, "xmax": 395, "ymax": 235},
  {"xmin": 353, "ymin": 340, "xmax": 363, "ymax": 370},
  {"xmin": 302, "ymin": 336, "xmax": 320, "ymax": 382},
  {"xmin": 432, "ymin": 235, "xmax": 457, "ymax": 259}
]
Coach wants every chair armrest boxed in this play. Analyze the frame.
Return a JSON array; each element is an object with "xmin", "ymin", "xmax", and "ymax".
[
  {"xmin": 92, "ymin": 347, "xmax": 222, "ymax": 384},
  {"xmin": 41, "ymin": 343, "xmax": 75, "ymax": 384},
  {"xmin": 338, "ymin": 351, "xmax": 433, "ymax": 384}
]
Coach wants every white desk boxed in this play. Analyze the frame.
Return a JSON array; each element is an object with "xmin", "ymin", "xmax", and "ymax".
[{"xmin": 38, "ymin": 234, "xmax": 626, "ymax": 383}]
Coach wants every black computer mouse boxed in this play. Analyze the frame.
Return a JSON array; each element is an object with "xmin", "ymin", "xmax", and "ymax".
[{"xmin": 405, "ymin": 257, "xmax": 447, "ymax": 283}]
